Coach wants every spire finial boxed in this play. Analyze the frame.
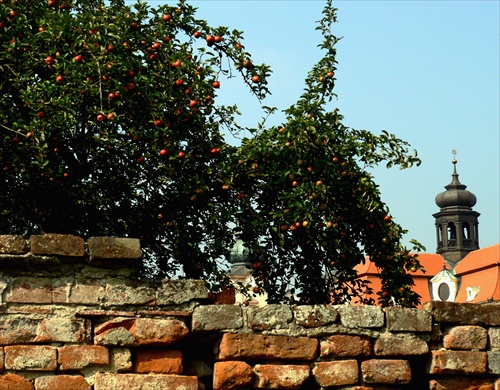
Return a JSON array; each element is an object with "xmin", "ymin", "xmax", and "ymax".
[{"xmin": 452, "ymin": 150, "xmax": 458, "ymax": 175}]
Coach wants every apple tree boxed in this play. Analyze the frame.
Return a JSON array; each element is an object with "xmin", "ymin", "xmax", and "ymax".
[
  {"xmin": 234, "ymin": 2, "xmax": 425, "ymax": 306},
  {"xmin": 0, "ymin": 0, "xmax": 270, "ymax": 287}
]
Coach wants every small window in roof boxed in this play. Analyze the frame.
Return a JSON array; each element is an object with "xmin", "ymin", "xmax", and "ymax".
[{"xmin": 438, "ymin": 283, "xmax": 450, "ymax": 301}]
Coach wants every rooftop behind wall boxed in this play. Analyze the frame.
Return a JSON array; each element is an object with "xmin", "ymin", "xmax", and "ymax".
[{"xmin": 0, "ymin": 234, "xmax": 499, "ymax": 389}]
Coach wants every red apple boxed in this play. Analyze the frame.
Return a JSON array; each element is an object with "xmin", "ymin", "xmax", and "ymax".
[
  {"xmin": 193, "ymin": 31, "xmax": 201, "ymax": 38},
  {"xmin": 154, "ymin": 119, "xmax": 163, "ymax": 126},
  {"xmin": 37, "ymin": 111, "xmax": 45, "ymax": 118},
  {"xmin": 178, "ymin": 151, "xmax": 186, "ymax": 158},
  {"xmin": 214, "ymin": 35, "xmax": 222, "ymax": 43},
  {"xmin": 162, "ymin": 14, "xmax": 172, "ymax": 22},
  {"xmin": 189, "ymin": 100, "xmax": 198, "ymax": 107},
  {"xmin": 137, "ymin": 156, "xmax": 145, "ymax": 164},
  {"xmin": 107, "ymin": 112, "xmax": 115, "ymax": 120},
  {"xmin": 152, "ymin": 42, "xmax": 161, "ymax": 50},
  {"xmin": 44, "ymin": 56, "xmax": 54, "ymax": 65},
  {"xmin": 172, "ymin": 59, "xmax": 181, "ymax": 67},
  {"xmin": 159, "ymin": 149, "xmax": 169, "ymax": 156},
  {"xmin": 55, "ymin": 75, "xmax": 64, "ymax": 83},
  {"xmin": 96, "ymin": 113, "xmax": 106, "ymax": 122},
  {"xmin": 251, "ymin": 75, "xmax": 260, "ymax": 83},
  {"xmin": 212, "ymin": 81, "xmax": 220, "ymax": 88},
  {"xmin": 205, "ymin": 35, "xmax": 214, "ymax": 45},
  {"xmin": 74, "ymin": 54, "xmax": 82, "ymax": 62}
]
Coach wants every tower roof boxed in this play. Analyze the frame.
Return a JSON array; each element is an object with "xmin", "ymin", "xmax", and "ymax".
[{"xmin": 435, "ymin": 157, "xmax": 477, "ymax": 209}]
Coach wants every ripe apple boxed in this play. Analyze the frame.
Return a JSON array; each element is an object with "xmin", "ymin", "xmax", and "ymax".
[
  {"xmin": 154, "ymin": 119, "xmax": 163, "ymax": 126},
  {"xmin": 291, "ymin": 181, "xmax": 298, "ymax": 187},
  {"xmin": 174, "ymin": 79, "xmax": 184, "ymax": 86},
  {"xmin": 37, "ymin": 111, "xmax": 45, "ymax": 118},
  {"xmin": 129, "ymin": 22, "xmax": 138, "ymax": 30},
  {"xmin": 332, "ymin": 156, "xmax": 339, "ymax": 163},
  {"xmin": 327, "ymin": 71, "xmax": 334, "ymax": 78},
  {"xmin": 108, "ymin": 92, "xmax": 117, "ymax": 100},
  {"xmin": 152, "ymin": 42, "xmax": 161, "ymax": 50},
  {"xmin": 162, "ymin": 14, "xmax": 172, "ymax": 22},
  {"xmin": 47, "ymin": 0, "xmax": 56, "ymax": 7},
  {"xmin": 251, "ymin": 75, "xmax": 260, "ymax": 83},
  {"xmin": 159, "ymin": 149, "xmax": 169, "ymax": 156},
  {"xmin": 44, "ymin": 56, "xmax": 54, "ymax": 65},
  {"xmin": 222, "ymin": 184, "xmax": 229, "ymax": 190},
  {"xmin": 178, "ymin": 151, "xmax": 186, "ymax": 158},
  {"xmin": 96, "ymin": 113, "xmax": 105, "ymax": 121},
  {"xmin": 149, "ymin": 53, "xmax": 158, "ymax": 60},
  {"xmin": 74, "ymin": 54, "xmax": 82, "ymax": 62},
  {"xmin": 205, "ymin": 35, "xmax": 215, "ymax": 45},
  {"xmin": 55, "ymin": 75, "xmax": 64, "ymax": 83},
  {"xmin": 384, "ymin": 215, "xmax": 391, "ymax": 222},
  {"xmin": 137, "ymin": 156, "xmax": 145, "ymax": 164},
  {"xmin": 193, "ymin": 31, "xmax": 201, "ymax": 38},
  {"xmin": 172, "ymin": 59, "xmax": 181, "ymax": 67},
  {"xmin": 128, "ymin": 70, "xmax": 136, "ymax": 78},
  {"xmin": 212, "ymin": 81, "xmax": 220, "ymax": 88},
  {"xmin": 214, "ymin": 35, "xmax": 222, "ymax": 43},
  {"xmin": 316, "ymin": 180, "xmax": 323, "ymax": 186},
  {"xmin": 189, "ymin": 100, "xmax": 198, "ymax": 107},
  {"xmin": 107, "ymin": 112, "xmax": 115, "ymax": 120}
]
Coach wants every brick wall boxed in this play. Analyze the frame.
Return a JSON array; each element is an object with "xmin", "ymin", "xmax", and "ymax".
[{"xmin": 0, "ymin": 234, "xmax": 499, "ymax": 389}]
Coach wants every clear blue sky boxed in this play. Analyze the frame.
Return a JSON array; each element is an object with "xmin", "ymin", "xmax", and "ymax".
[{"xmin": 145, "ymin": 1, "xmax": 500, "ymax": 252}]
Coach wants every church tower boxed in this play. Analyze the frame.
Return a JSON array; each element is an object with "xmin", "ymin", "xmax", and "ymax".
[{"xmin": 433, "ymin": 153, "xmax": 480, "ymax": 266}]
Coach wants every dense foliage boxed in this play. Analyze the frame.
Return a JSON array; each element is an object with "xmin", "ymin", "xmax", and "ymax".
[{"xmin": 0, "ymin": 0, "xmax": 424, "ymax": 305}]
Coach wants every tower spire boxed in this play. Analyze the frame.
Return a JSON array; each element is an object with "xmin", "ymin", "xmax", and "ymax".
[{"xmin": 433, "ymin": 151, "xmax": 480, "ymax": 266}]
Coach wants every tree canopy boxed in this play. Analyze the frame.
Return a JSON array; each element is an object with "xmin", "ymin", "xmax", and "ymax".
[{"xmin": 0, "ymin": 0, "xmax": 424, "ymax": 306}]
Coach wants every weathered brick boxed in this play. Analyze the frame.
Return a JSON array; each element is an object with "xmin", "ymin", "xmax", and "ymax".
[
  {"xmin": 94, "ymin": 373, "xmax": 199, "ymax": 390},
  {"xmin": 35, "ymin": 318, "xmax": 89, "ymax": 343},
  {"xmin": 111, "ymin": 348, "xmax": 132, "ymax": 372},
  {"xmin": 254, "ymin": 364, "xmax": 310, "ymax": 389},
  {"xmin": 422, "ymin": 301, "xmax": 500, "ymax": 326},
  {"xmin": 132, "ymin": 318, "xmax": 189, "ymax": 345},
  {"xmin": 320, "ymin": 335, "xmax": 371, "ymax": 357},
  {"xmin": 213, "ymin": 361, "xmax": 253, "ymax": 390},
  {"xmin": 386, "ymin": 307, "xmax": 432, "ymax": 332},
  {"xmin": 5, "ymin": 277, "xmax": 52, "ymax": 304},
  {"xmin": 489, "ymin": 327, "xmax": 500, "ymax": 349},
  {"xmin": 218, "ymin": 333, "xmax": 318, "ymax": 361},
  {"xmin": 58, "ymin": 345, "xmax": 109, "ymax": 370},
  {"xmin": 294, "ymin": 305, "xmax": 338, "ymax": 328},
  {"xmin": 135, "ymin": 349, "xmax": 182, "ymax": 374},
  {"xmin": 374, "ymin": 336, "xmax": 428, "ymax": 356},
  {"xmin": 443, "ymin": 325, "xmax": 488, "ymax": 350},
  {"xmin": 87, "ymin": 237, "xmax": 141, "ymax": 266},
  {"xmin": 0, "ymin": 374, "xmax": 34, "ymax": 390},
  {"xmin": 30, "ymin": 234, "xmax": 85, "ymax": 257},
  {"xmin": 313, "ymin": 360, "xmax": 359, "ymax": 387},
  {"xmin": 0, "ymin": 317, "xmax": 40, "ymax": 344},
  {"xmin": 361, "ymin": 359, "xmax": 411, "ymax": 384},
  {"xmin": 429, "ymin": 378, "xmax": 494, "ymax": 390},
  {"xmin": 94, "ymin": 317, "xmax": 137, "ymax": 346},
  {"xmin": 246, "ymin": 304, "xmax": 293, "ymax": 331},
  {"xmin": 337, "ymin": 306, "xmax": 384, "ymax": 328},
  {"xmin": 52, "ymin": 279, "xmax": 105, "ymax": 304},
  {"xmin": 105, "ymin": 279, "xmax": 156, "ymax": 306},
  {"xmin": 0, "ymin": 348, "xmax": 3, "ymax": 373},
  {"xmin": 156, "ymin": 280, "xmax": 208, "ymax": 305},
  {"xmin": 488, "ymin": 351, "xmax": 500, "ymax": 374},
  {"xmin": 4, "ymin": 346, "xmax": 57, "ymax": 371},
  {"xmin": 0, "ymin": 235, "xmax": 28, "ymax": 254},
  {"xmin": 192, "ymin": 305, "xmax": 243, "ymax": 331},
  {"xmin": 429, "ymin": 350, "xmax": 487, "ymax": 374},
  {"xmin": 34, "ymin": 375, "xmax": 91, "ymax": 390}
]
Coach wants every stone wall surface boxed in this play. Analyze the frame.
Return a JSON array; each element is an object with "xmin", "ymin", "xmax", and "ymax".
[{"xmin": 0, "ymin": 234, "xmax": 499, "ymax": 389}]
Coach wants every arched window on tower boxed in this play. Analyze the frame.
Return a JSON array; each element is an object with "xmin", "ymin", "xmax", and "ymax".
[
  {"xmin": 463, "ymin": 222, "xmax": 471, "ymax": 243},
  {"xmin": 447, "ymin": 222, "xmax": 456, "ymax": 246}
]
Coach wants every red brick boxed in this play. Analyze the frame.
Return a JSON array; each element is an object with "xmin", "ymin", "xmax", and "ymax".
[
  {"xmin": 254, "ymin": 364, "xmax": 310, "ymax": 389},
  {"xmin": 30, "ymin": 234, "xmax": 85, "ymax": 257},
  {"xmin": 218, "ymin": 333, "xmax": 318, "ymax": 361},
  {"xmin": 58, "ymin": 346, "xmax": 109, "ymax": 370},
  {"xmin": 361, "ymin": 359, "xmax": 411, "ymax": 384},
  {"xmin": 0, "ymin": 348, "xmax": 3, "ymax": 373},
  {"xmin": 4, "ymin": 346, "xmax": 57, "ymax": 371},
  {"xmin": 34, "ymin": 375, "xmax": 91, "ymax": 390},
  {"xmin": 320, "ymin": 335, "xmax": 371, "ymax": 357},
  {"xmin": 443, "ymin": 325, "xmax": 488, "ymax": 350},
  {"xmin": 94, "ymin": 373, "xmax": 198, "ymax": 390},
  {"xmin": 53, "ymin": 280, "xmax": 105, "ymax": 304},
  {"xmin": 374, "ymin": 336, "xmax": 428, "ymax": 356},
  {"xmin": 132, "ymin": 318, "xmax": 189, "ymax": 345},
  {"xmin": 313, "ymin": 360, "xmax": 359, "ymax": 387},
  {"xmin": 135, "ymin": 349, "xmax": 182, "ymax": 374},
  {"xmin": 35, "ymin": 318, "xmax": 89, "ymax": 343},
  {"xmin": 213, "ymin": 361, "xmax": 253, "ymax": 389},
  {"xmin": 429, "ymin": 378, "xmax": 494, "ymax": 390},
  {"xmin": 429, "ymin": 350, "xmax": 487, "ymax": 375},
  {"xmin": 0, "ymin": 374, "xmax": 34, "ymax": 390},
  {"xmin": 5, "ymin": 277, "xmax": 52, "ymax": 304}
]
